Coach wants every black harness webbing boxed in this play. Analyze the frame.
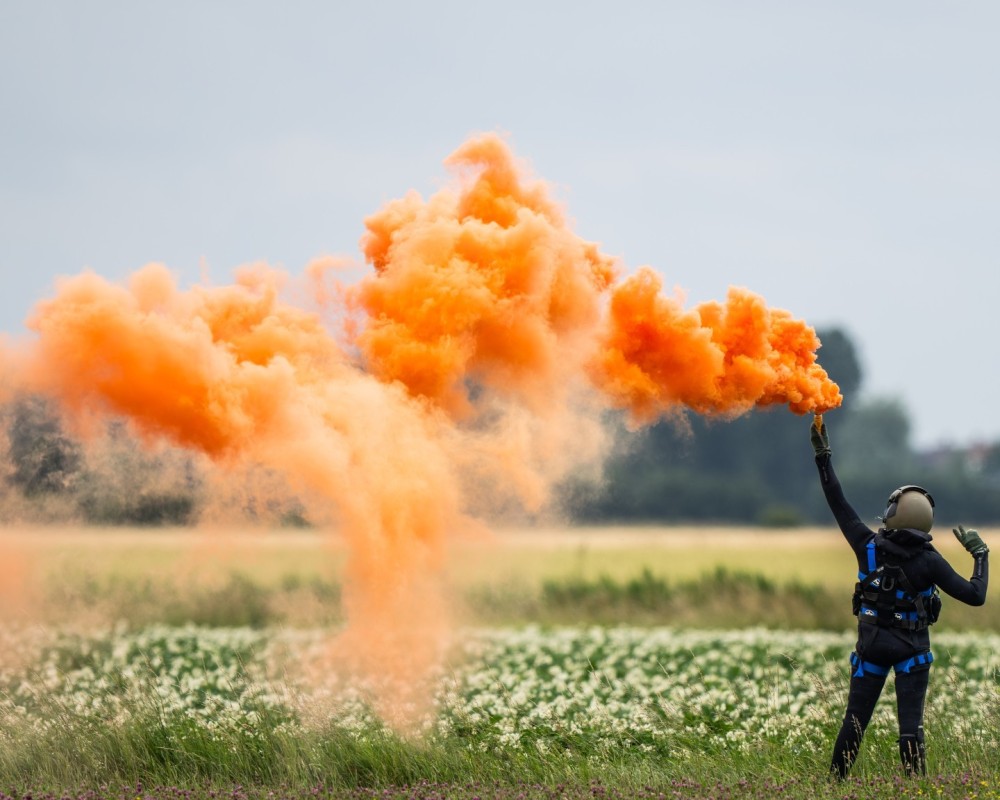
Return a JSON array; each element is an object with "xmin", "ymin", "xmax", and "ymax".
[{"xmin": 855, "ymin": 539, "xmax": 936, "ymax": 631}]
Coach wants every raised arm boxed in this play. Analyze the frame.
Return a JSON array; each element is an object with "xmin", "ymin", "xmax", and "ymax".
[{"xmin": 811, "ymin": 416, "xmax": 872, "ymax": 552}]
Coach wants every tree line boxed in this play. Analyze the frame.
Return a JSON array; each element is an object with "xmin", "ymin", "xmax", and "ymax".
[
  {"xmin": 3, "ymin": 327, "xmax": 1000, "ymax": 527},
  {"xmin": 0, "ymin": 395, "xmax": 306, "ymax": 527}
]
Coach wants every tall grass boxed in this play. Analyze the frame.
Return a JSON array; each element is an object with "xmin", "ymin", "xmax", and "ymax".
[
  {"xmin": 33, "ymin": 566, "xmax": 995, "ymax": 632},
  {"xmin": 0, "ymin": 626, "xmax": 997, "ymax": 796},
  {"xmin": 2, "ymin": 675, "xmax": 996, "ymax": 794}
]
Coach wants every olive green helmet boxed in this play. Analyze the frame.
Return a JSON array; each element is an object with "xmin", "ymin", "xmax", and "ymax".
[{"xmin": 881, "ymin": 485, "xmax": 935, "ymax": 532}]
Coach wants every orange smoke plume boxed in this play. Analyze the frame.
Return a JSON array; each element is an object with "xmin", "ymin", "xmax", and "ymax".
[
  {"xmin": 594, "ymin": 268, "xmax": 842, "ymax": 424},
  {"xmin": 24, "ymin": 264, "xmax": 467, "ymax": 727},
  {"xmin": 356, "ymin": 135, "xmax": 617, "ymax": 420},
  {"xmin": 353, "ymin": 133, "xmax": 841, "ymax": 425},
  {"xmin": 10, "ymin": 132, "xmax": 841, "ymax": 729}
]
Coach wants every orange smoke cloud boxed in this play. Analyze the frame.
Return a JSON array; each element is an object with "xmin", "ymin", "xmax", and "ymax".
[
  {"xmin": 25, "ymin": 263, "xmax": 467, "ymax": 727},
  {"xmin": 356, "ymin": 135, "xmax": 617, "ymax": 420},
  {"xmin": 353, "ymin": 133, "xmax": 841, "ymax": 426},
  {"xmin": 11, "ymin": 131, "xmax": 840, "ymax": 728},
  {"xmin": 594, "ymin": 268, "xmax": 842, "ymax": 424}
]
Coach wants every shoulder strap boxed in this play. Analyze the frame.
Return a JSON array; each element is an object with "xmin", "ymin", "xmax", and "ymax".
[{"xmin": 857, "ymin": 538, "xmax": 877, "ymax": 582}]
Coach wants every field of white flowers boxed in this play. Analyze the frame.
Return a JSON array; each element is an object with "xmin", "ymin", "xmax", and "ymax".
[{"xmin": 1, "ymin": 623, "xmax": 998, "ymax": 792}]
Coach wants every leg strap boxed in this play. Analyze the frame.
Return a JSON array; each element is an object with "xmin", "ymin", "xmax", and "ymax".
[
  {"xmin": 851, "ymin": 652, "xmax": 889, "ymax": 678},
  {"xmin": 851, "ymin": 650, "xmax": 933, "ymax": 677},
  {"xmin": 895, "ymin": 652, "xmax": 934, "ymax": 674}
]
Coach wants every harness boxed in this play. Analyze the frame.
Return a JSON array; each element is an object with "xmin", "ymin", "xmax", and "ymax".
[{"xmin": 853, "ymin": 539, "xmax": 939, "ymax": 631}]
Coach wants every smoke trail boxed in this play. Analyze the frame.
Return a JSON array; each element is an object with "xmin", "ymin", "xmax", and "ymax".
[
  {"xmin": 352, "ymin": 132, "xmax": 840, "ymax": 432},
  {"xmin": 23, "ymin": 264, "xmax": 469, "ymax": 727},
  {"xmin": 353, "ymin": 135, "xmax": 618, "ymax": 512},
  {"xmin": 11, "ymin": 132, "xmax": 841, "ymax": 727},
  {"xmin": 595, "ymin": 267, "xmax": 842, "ymax": 425}
]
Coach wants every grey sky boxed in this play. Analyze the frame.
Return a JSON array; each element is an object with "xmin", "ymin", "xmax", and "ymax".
[{"xmin": 1, "ymin": 2, "xmax": 998, "ymax": 448}]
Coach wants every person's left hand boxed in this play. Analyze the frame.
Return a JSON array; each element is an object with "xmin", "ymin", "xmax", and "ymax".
[{"xmin": 953, "ymin": 524, "xmax": 989, "ymax": 556}]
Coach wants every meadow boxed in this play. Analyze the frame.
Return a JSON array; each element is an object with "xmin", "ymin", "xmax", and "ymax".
[{"xmin": 0, "ymin": 525, "xmax": 997, "ymax": 799}]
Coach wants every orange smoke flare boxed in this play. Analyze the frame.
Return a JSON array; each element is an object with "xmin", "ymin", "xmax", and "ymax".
[
  {"xmin": 353, "ymin": 133, "xmax": 841, "ymax": 425},
  {"xmin": 593, "ymin": 268, "xmax": 842, "ymax": 424},
  {"xmin": 24, "ymin": 263, "xmax": 468, "ymax": 728},
  {"xmin": 12, "ymin": 132, "xmax": 841, "ymax": 729}
]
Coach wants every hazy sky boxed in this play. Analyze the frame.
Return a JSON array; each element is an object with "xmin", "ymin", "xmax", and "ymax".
[{"xmin": 1, "ymin": 2, "xmax": 998, "ymax": 449}]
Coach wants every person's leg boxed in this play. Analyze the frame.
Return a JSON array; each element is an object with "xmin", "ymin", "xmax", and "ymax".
[
  {"xmin": 830, "ymin": 669, "xmax": 888, "ymax": 779},
  {"xmin": 895, "ymin": 667, "xmax": 930, "ymax": 776}
]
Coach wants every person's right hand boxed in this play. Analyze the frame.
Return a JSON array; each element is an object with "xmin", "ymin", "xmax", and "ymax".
[
  {"xmin": 953, "ymin": 524, "xmax": 989, "ymax": 556},
  {"xmin": 810, "ymin": 417, "xmax": 831, "ymax": 457}
]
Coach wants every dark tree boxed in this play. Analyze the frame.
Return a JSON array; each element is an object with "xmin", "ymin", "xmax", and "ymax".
[{"xmin": 3, "ymin": 393, "xmax": 82, "ymax": 496}]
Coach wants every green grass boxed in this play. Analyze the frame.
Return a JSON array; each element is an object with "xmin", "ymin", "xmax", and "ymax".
[
  {"xmin": 24, "ymin": 564, "xmax": 1000, "ymax": 632},
  {"xmin": 0, "ymin": 526, "xmax": 996, "ymax": 798}
]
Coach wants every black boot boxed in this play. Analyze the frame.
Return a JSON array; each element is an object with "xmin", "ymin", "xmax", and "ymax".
[{"xmin": 898, "ymin": 729, "xmax": 926, "ymax": 776}]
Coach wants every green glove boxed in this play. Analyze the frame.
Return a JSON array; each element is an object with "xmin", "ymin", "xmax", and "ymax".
[
  {"xmin": 953, "ymin": 524, "xmax": 989, "ymax": 556},
  {"xmin": 810, "ymin": 418, "xmax": 831, "ymax": 457}
]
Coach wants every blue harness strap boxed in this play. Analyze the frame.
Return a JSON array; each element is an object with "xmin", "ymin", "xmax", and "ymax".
[
  {"xmin": 895, "ymin": 652, "xmax": 934, "ymax": 674},
  {"xmin": 851, "ymin": 650, "xmax": 934, "ymax": 678},
  {"xmin": 851, "ymin": 652, "xmax": 888, "ymax": 677}
]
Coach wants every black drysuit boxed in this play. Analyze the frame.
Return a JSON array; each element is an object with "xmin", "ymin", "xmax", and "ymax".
[{"xmin": 815, "ymin": 452, "xmax": 989, "ymax": 777}]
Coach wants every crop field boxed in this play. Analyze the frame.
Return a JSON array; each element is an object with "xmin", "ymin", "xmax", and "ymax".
[{"xmin": 0, "ymin": 525, "xmax": 997, "ymax": 799}]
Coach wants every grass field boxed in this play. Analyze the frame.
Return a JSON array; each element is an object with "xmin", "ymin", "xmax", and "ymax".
[
  {"xmin": 3, "ymin": 524, "xmax": 994, "ymax": 629},
  {"xmin": 0, "ymin": 524, "xmax": 996, "ymax": 798},
  {"xmin": 0, "ymin": 524, "xmax": 871, "ymax": 589},
  {"xmin": 5, "ymin": 522, "xmax": 990, "ymax": 586}
]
